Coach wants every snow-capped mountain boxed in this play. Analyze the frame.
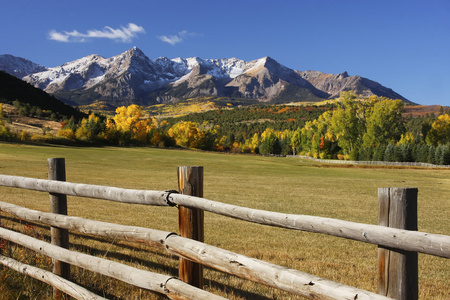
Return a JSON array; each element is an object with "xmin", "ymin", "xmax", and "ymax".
[
  {"xmin": 0, "ymin": 54, "xmax": 47, "ymax": 78},
  {"xmin": 2, "ymin": 47, "xmax": 410, "ymax": 106}
]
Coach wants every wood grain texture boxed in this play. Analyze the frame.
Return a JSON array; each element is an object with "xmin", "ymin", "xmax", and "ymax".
[
  {"xmin": 378, "ymin": 188, "xmax": 418, "ymax": 300},
  {"xmin": 177, "ymin": 166, "xmax": 204, "ymax": 288},
  {"xmin": 168, "ymin": 192, "xmax": 450, "ymax": 258},
  {"xmin": 0, "ymin": 174, "xmax": 169, "ymax": 206},
  {"xmin": 48, "ymin": 158, "xmax": 70, "ymax": 300},
  {"xmin": 0, "ymin": 201, "xmax": 392, "ymax": 299},
  {"xmin": 0, "ymin": 227, "xmax": 224, "ymax": 300},
  {"xmin": 0, "ymin": 174, "xmax": 448, "ymax": 258}
]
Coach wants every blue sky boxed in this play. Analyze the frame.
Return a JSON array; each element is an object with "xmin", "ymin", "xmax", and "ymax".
[{"xmin": 1, "ymin": 0, "xmax": 449, "ymax": 106}]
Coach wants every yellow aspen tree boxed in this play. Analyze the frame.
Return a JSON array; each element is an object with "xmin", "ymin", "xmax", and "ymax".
[
  {"xmin": 113, "ymin": 105, "xmax": 155, "ymax": 143},
  {"xmin": 168, "ymin": 121, "xmax": 205, "ymax": 149},
  {"xmin": 113, "ymin": 105, "xmax": 145, "ymax": 132},
  {"xmin": 426, "ymin": 114, "xmax": 450, "ymax": 146},
  {"xmin": 57, "ymin": 128, "xmax": 75, "ymax": 140},
  {"xmin": 250, "ymin": 133, "xmax": 260, "ymax": 153}
]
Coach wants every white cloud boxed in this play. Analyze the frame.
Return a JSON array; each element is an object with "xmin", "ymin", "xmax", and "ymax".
[
  {"xmin": 48, "ymin": 23, "xmax": 145, "ymax": 43},
  {"xmin": 158, "ymin": 30, "xmax": 200, "ymax": 46},
  {"xmin": 48, "ymin": 30, "xmax": 71, "ymax": 42}
]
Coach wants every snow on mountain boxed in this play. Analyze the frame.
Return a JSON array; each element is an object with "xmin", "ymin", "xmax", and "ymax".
[
  {"xmin": 3, "ymin": 47, "xmax": 410, "ymax": 106},
  {"xmin": 0, "ymin": 54, "xmax": 47, "ymax": 78},
  {"xmin": 158, "ymin": 56, "xmax": 247, "ymax": 83},
  {"xmin": 24, "ymin": 54, "xmax": 105, "ymax": 91},
  {"xmin": 21, "ymin": 49, "xmax": 304, "ymax": 97}
]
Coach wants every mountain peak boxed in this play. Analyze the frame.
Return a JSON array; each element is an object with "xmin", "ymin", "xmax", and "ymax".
[
  {"xmin": 262, "ymin": 56, "xmax": 276, "ymax": 63},
  {"xmin": 256, "ymin": 56, "xmax": 288, "ymax": 71},
  {"xmin": 127, "ymin": 46, "xmax": 145, "ymax": 56},
  {"xmin": 3, "ymin": 48, "xmax": 410, "ymax": 105},
  {"xmin": 339, "ymin": 71, "xmax": 349, "ymax": 78},
  {"xmin": 0, "ymin": 54, "xmax": 47, "ymax": 78}
]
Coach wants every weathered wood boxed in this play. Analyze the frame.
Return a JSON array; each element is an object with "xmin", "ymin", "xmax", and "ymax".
[
  {"xmin": 0, "ymin": 174, "xmax": 448, "ymax": 258},
  {"xmin": 165, "ymin": 235, "xmax": 393, "ymax": 300},
  {"xmin": 177, "ymin": 166, "xmax": 204, "ymax": 289},
  {"xmin": 0, "ymin": 254, "xmax": 106, "ymax": 300},
  {"xmin": 378, "ymin": 188, "xmax": 418, "ymax": 300},
  {"xmin": 0, "ymin": 227, "xmax": 225, "ymax": 300},
  {"xmin": 168, "ymin": 193, "xmax": 450, "ymax": 258},
  {"xmin": 0, "ymin": 201, "xmax": 392, "ymax": 300},
  {"xmin": 0, "ymin": 174, "xmax": 169, "ymax": 206},
  {"xmin": 0, "ymin": 200, "xmax": 171, "ymax": 249},
  {"xmin": 48, "ymin": 158, "xmax": 70, "ymax": 300},
  {"xmin": 164, "ymin": 278, "xmax": 225, "ymax": 300}
]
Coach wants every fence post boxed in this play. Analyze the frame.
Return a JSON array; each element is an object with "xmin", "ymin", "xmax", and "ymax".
[
  {"xmin": 378, "ymin": 187, "xmax": 418, "ymax": 300},
  {"xmin": 48, "ymin": 158, "xmax": 70, "ymax": 300},
  {"xmin": 177, "ymin": 166, "xmax": 204, "ymax": 289}
]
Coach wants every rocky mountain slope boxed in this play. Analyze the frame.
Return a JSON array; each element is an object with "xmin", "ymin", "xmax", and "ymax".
[
  {"xmin": 0, "ymin": 54, "xmax": 47, "ymax": 78},
  {"xmin": 1, "ymin": 48, "xmax": 411, "ymax": 107},
  {"xmin": 297, "ymin": 70, "xmax": 406, "ymax": 100}
]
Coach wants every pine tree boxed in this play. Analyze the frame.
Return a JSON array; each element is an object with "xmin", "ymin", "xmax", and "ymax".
[{"xmin": 384, "ymin": 144, "xmax": 395, "ymax": 162}]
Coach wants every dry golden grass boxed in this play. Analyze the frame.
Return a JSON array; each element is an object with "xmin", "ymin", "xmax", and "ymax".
[
  {"xmin": 0, "ymin": 143, "xmax": 448, "ymax": 299},
  {"xmin": 1, "ymin": 103, "xmax": 62, "ymax": 135}
]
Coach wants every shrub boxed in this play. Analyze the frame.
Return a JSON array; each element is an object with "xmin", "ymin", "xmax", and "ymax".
[
  {"xmin": 20, "ymin": 130, "xmax": 31, "ymax": 142},
  {"xmin": 57, "ymin": 128, "xmax": 76, "ymax": 140}
]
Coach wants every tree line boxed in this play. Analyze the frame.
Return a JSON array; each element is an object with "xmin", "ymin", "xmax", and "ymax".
[
  {"xmin": 293, "ymin": 92, "xmax": 450, "ymax": 165},
  {"xmin": 1, "ymin": 92, "xmax": 449, "ymax": 165}
]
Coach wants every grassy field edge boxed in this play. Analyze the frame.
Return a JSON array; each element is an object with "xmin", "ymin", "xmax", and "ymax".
[{"xmin": 0, "ymin": 142, "xmax": 448, "ymax": 299}]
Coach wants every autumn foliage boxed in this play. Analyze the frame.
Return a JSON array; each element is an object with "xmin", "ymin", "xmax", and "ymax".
[{"xmin": 24, "ymin": 93, "xmax": 448, "ymax": 165}]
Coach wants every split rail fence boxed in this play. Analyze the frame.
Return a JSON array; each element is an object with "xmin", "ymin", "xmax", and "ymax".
[{"xmin": 0, "ymin": 158, "xmax": 449, "ymax": 300}]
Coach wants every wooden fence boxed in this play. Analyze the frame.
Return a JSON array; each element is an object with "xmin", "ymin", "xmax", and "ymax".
[
  {"xmin": 295, "ymin": 155, "xmax": 450, "ymax": 168},
  {"xmin": 0, "ymin": 158, "xmax": 449, "ymax": 300}
]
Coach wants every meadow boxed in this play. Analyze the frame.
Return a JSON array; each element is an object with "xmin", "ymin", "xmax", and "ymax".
[{"xmin": 0, "ymin": 142, "xmax": 448, "ymax": 299}]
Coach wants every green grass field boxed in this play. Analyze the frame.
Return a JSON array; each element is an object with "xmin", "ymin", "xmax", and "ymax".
[{"xmin": 0, "ymin": 142, "xmax": 449, "ymax": 299}]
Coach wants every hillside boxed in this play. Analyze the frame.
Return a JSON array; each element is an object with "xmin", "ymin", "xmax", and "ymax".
[
  {"xmin": 403, "ymin": 105, "xmax": 446, "ymax": 117},
  {"xmin": 0, "ymin": 71, "xmax": 86, "ymax": 120},
  {"xmin": 1, "ymin": 103, "xmax": 62, "ymax": 135},
  {"xmin": 163, "ymin": 103, "xmax": 331, "ymax": 136}
]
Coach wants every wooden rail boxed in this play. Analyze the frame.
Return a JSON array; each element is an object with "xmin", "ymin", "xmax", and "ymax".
[
  {"xmin": 0, "ymin": 254, "xmax": 106, "ymax": 300},
  {"xmin": 0, "ymin": 201, "xmax": 389, "ymax": 299},
  {"xmin": 0, "ymin": 227, "xmax": 224, "ymax": 300},
  {"xmin": 0, "ymin": 174, "xmax": 448, "ymax": 258},
  {"xmin": 0, "ymin": 159, "xmax": 449, "ymax": 300}
]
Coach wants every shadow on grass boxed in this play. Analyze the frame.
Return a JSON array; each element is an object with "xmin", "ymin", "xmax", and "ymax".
[{"xmin": 1, "ymin": 216, "xmax": 276, "ymax": 299}]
